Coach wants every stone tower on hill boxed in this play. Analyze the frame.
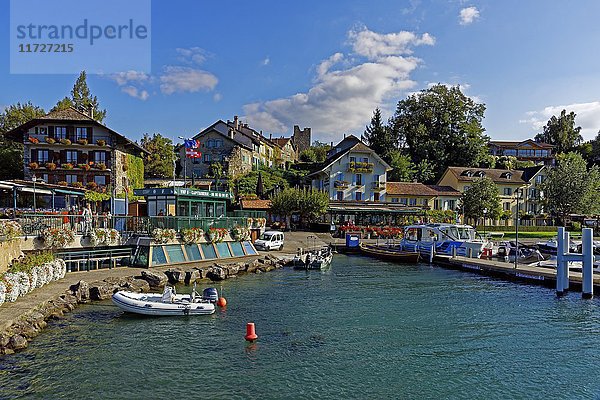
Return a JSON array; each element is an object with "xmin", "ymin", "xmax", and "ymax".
[{"xmin": 292, "ymin": 125, "xmax": 311, "ymax": 156}]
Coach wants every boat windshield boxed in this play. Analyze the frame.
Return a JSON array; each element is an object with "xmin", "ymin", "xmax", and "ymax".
[{"xmin": 457, "ymin": 227, "xmax": 476, "ymax": 240}]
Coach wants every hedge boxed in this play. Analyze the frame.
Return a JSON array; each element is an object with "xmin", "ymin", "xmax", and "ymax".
[{"xmin": 475, "ymin": 225, "xmax": 557, "ymax": 232}]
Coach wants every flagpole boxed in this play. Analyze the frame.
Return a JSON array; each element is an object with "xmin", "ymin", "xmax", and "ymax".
[{"xmin": 179, "ymin": 136, "xmax": 187, "ymax": 188}]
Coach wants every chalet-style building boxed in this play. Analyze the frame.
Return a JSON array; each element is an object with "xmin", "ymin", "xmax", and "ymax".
[
  {"xmin": 5, "ymin": 107, "xmax": 147, "ymax": 195},
  {"xmin": 488, "ymin": 139, "xmax": 555, "ymax": 166},
  {"xmin": 385, "ymin": 182, "xmax": 461, "ymax": 211},
  {"xmin": 438, "ymin": 165, "xmax": 547, "ymax": 222},
  {"xmin": 309, "ymin": 135, "xmax": 391, "ymax": 202}
]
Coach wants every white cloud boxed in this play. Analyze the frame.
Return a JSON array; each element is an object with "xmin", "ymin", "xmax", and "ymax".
[
  {"xmin": 121, "ymin": 86, "xmax": 149, "ymax": 101},
  {"xmin": 176, "ymin": 47, "xmax": 208, "ymax": 65},
  {"xmin": 425, "ymin": 81, "xmax": 482, "ymax": 103},
  {"xmin": 459, "ymin": 6, "xmax": 480, "ymax": 25},
  {"xmin": 242, "ymin": 27, "xmax": 434, "ymax": 140},
  {"xmin": 110, "ymin": 70, "xmax": 150, "ymax": 86},
  {"xmin": 213, "ymin": 93, "xmax": 223, "ymax": 102},
  {"xmin": 159, "ymin": 66, "xmax": 218, "ymax": 95},
  {"xmin": 261, "ymin": 56, "xmax": 270, "ymax": 66},
  {"xmin": 520, "ymin": 101, "xmax": 600, "ymax": 140}
]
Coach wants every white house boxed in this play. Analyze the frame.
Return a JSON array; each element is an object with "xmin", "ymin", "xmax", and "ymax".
[{"xmin": 308, "ymin": 135, "xmax": 391, "ymax": 202}]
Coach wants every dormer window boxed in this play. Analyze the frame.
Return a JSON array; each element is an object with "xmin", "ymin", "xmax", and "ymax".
[
  {"xmin": 476, "ymin": 171, "xmax": 485, "ymax": 177},
  {"xmin": 500, "ymin": 172, "xmax": 512, "ymax": 179},
  {"xmin": 461, "ymin": 170, "xmax": 473, "ymax": 177}
]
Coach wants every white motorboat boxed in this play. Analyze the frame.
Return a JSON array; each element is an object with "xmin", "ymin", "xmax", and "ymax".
[
  {"xmin": 400, "ymin": 223, "xmax": 487, "ymax": 258},
  {"xmin": 293, "ymin": 247, "xmax": 333, "ymax": 270},
  {"xmin": 112, "ymin": 285, "xmax": 216, "ymax": 316}
]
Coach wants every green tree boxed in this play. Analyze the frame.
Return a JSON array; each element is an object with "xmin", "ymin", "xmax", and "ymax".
[
  {"xmin": 0, "ymin": 102, "xmax": 46, "ymax": 180},
  {"xmin": 140, "ymin": 133, "xmax": 176, "ymax": 178},
  {"xmin": 269, "ymin": 187, "xmax": 329, "ymax": 227},
  {"xmin": 235, "ymin": 169, "xmax": 288, "ymax": 195},
  {"xmin": 413, "ymin": 159, "xmax": 435, "ymax": 183},
  {"xmin": 534, "ymin": 109, "xmax": 582, "ymax": 155},
  {"xmin": 541, "ymin": 152, "xmax": 600, "ymax": 223},
  {"xmin": 495, "ymin": 155, "xmax": 516, "ymax": 170},
  {"xmin": 299, "ymin": 141, "xmax": 329, "ymax": 163},
  {"xmin": 363, "ymin": 108, "xmax": 395, "ymax": 162},
  {"xmin": 50, "ymin": 96, "xmax": 74, "ymax": 113},
  {"xmin": 459, "ymin": 177, "xmax": 502, "ymax": 223},
  {"xmin": 391, "ymin": 84, "xmax": 489, "ymax": 183},
  {"xmin": 387, "ymin": 150, "xmax": 415, "ymax": 181},
  {"xmin": 207, "ymin": 162, "xmax": 225, "ymax": 189}
]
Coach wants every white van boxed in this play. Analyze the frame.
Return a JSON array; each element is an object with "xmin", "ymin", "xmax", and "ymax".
[{"xmin": 254, "ymin": 230, "xmax": 284, "ymax": 251}]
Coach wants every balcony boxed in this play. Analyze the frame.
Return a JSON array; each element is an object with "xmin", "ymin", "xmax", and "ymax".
[
  {"xmin": 334, "ymin": 180, "xmax": 349, "ymax": 189},
  {"xmin": 347, "ymin": 161, "xmax": 374, "ymax": 173},
  {"xmin": 371, "ymin": 181, "xmax": 386, "ymax": 191}
]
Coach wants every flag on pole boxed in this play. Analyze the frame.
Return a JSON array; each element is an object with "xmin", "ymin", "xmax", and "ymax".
[{"xmin": 183, "ymin": 138, "xmax": 201, "ymax": 158}]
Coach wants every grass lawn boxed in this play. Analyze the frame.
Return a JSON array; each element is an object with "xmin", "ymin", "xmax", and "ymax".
[{"xmin": 499, "ymin": 231, "xmax": 558, "ymax": 239}]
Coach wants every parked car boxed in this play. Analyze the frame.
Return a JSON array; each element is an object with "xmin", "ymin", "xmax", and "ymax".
[{"xmin": 254, "ymin": 230, "xmax": 284, "ymax": 251}]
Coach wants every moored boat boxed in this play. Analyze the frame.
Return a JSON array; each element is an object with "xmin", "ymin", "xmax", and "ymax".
[
  {"xmin": 400, "ymin": 223, "xmax": 487, "ymax": 258},
  {"xmin": 293, "ymin": 247, "xmax": 333, "ymax": 270},
  {"xmin": 359, "ymin": 243, "xmax": 420, "ymax": 263},
  {"xmin": 112, "ymin": 285, "xmax": 216, "ymax": 316}
]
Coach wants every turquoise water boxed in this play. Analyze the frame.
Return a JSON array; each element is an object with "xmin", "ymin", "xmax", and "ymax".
[{"xmin": 2, "ymin": 255, "xmax": 600, "ymax": 399}]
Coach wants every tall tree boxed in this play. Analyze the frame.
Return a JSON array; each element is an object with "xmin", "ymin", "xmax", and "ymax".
[
  {"xmin": 387, "ymin": 150, "xmax": 415, "ymax": 181},
  {"xmin": 0, "ymin": 102, "xmax": 46, "ymax": 180},
  {"xmin": 140, "ymin": 133, "xmax": 176, "ymax": 178},
  {"xmin": 541, "ymin": 152, "xmax": 600, "ymax": 223},
  {"xmin": 363, "ymin": 108, "xmax": 395, "ymax": 162},
  {"xmin": 534, "ymin": 109, "xmax": 582, "ymax": 155},
  {"xmin": 390, "ymin": 84, "xmax": 489, "ymax": 183},
  {"xmin": 270, "ymin": 187, "xmax": 329, "ymax": 228},
  {"xmin": 52, "ymin": 71, "xmax": 106, "ymax": 122},
  {"xmin": 459, "ymin": 177, "xmax": 502, "ymax": 223}
]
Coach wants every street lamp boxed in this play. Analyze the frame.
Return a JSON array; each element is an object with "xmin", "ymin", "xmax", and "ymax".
[
  {"xmin": 514, "ymin": 188, "xmax": 523, "ymax": 269},
  {"xmin": 32, "ymin": 175, "xmax": 37, "ymax": 212},
  {"xmin": 483, "ymin": 208, "xmax": 488, "ymax": 237}
]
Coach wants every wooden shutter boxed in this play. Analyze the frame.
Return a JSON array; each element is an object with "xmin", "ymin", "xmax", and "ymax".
[
  {"xmin": 67, "ymin": 126, "xmax": 74, "ymax": 141},
  {"xmin": 31, "ymin": 149, "xmax": 38, "ymax": 162},
  {"xmin": 53, "ymin": 151, "xmax": 60, "ymax": 163},
  {"xmin": 77, "ymin": 150, "xmax": 83, "ymax": 165},
  {"xmin": 88, "ymin": 127, "xmax": 93, "ymax": 143},
  {"xmin": 48, "ymin": 126, "xmax": 54, "ymax": 138},
  {"xmin": 60, "ymin": 150, "xmax": 67, "ymax": 164}
]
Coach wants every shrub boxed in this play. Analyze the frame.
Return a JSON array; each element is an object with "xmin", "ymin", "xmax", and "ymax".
[
  {"xmin": 57, "ymin": 181, "xmax": 68, "ymax": 186},
  {"xmin": 86, "ymin": 181, "xmax": 98, "ymax": 191},
  {"xmin": 71, "ymin": 182, "xmax": 83, "ymax": 188},
  {"xmin": 96, "ymin": 139, "xmax": 106, "ymax": 146},
  {"xmin": 63, "ymin": 163, "xmax": 74, "ymax": 170},
  {"xmin": 0, "ymin": 220, "xmax": 22, "ymax": 241},
  {"xmin": 95, "ymin": 163, "xmax": 107, "ymax": 170}
]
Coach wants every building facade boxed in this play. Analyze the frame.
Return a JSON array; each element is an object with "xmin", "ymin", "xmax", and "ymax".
[
  {"xmin": 309, "ymin": 135, "xmax": 391, "ymax": 202},
  {"xmin": 5, "ymin": 107, "xmax": 146, "ymax": 195},
  {"xmin": 385, "ymin": 182, "xmax": 461, "ymax": 211},
  {"xmin": 488, "ymin": 139, "xmax": 555, "ymax": 166}
]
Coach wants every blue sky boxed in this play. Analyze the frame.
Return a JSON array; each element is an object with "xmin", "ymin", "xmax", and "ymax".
[{"xmin": 2, "ymin": 0, "xmax": 600, "ymax": 144}]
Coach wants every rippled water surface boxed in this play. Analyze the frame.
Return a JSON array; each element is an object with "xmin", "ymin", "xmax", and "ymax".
[{"xmin": 2, "ymin": 255, "xmax": 600, "ymax": 399}]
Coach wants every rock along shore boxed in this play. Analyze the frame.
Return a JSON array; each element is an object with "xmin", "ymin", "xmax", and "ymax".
[{"xmin": 0, "ymin": 254, "xmax": 287, "ymax": 356}]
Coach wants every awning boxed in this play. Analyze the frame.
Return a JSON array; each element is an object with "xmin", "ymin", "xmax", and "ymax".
[
  {"xmin": 18, "ymin": 187, "xmax": 53, "ymax": 195},
  {"xmin": 54, "ymin": 189, "xmax": 85, "ymax": 196},
  {"xmin": 0, "ymin": 183, "xmax": 16, "ymax": 190}
]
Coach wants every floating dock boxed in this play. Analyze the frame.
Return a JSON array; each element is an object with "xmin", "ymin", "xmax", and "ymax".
[{"xmin": 435, "ymin": 255, "xmax": 600, "ymax": 293}]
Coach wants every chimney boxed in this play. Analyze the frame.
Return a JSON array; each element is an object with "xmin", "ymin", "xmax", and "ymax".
[
  {"xmin": 233, "ymin": 115, "xmax": 239, "ymax": 129},
  {"xmin": 330, "ymin": 141, "xmax": 334, "ymax": 149},
  {"xmin": 343, "ymin": 133, "xmax": 346, "ymax": 139},
  {"xmin": 228, "ymin": 128, "xmax": 234, "ymax": 139},
  {"xmin": 269, "ymin": 133, "xmax": 272, "ymax": 140},
  {"xmin": 89, "ymin": 105, "xmax": 94, "ymax": 119}
]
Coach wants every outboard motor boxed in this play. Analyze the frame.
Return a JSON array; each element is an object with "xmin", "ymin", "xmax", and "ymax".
[{"xmin": 202, "ymin": 287, "xmax": 219, "ymax": 303}]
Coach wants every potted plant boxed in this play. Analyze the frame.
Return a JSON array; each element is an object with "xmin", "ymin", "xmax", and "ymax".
[
  {"xmin": 77, "ymin": 138, "xmax": 88, "ymax": 145},
  {"xmin": 63, "ymin": 163, "xmax": 74, "ymax": 170},
  {"xmin": 28, "ymin": 162, "xmax": 39, "ymax": 170},
  {"xmin": 86, "ymin": 182, "xmax": 98, "ymax": 191},
  {"xmin": 71, "ymin": 182, "xmax": 83, "ymax": 188},
  {"xmin": 45, "ymin": 162, "xmax": 56, "ymax": 171},
  {"xmin": 78, "ymin": 163, "xmax": 91, "ymax": 171},
  {"xmin": 28, "ymin": 137, "xmax": 39, "ymax": 144},
  {"xmin": 95, "ymin": 163, "xmax": 107, "ymax": 170},
  {"xmin": 96, "ymin": 139, "xmax": 106, "ymax": 146},
  {"xmin": 45, "ymin": 137, "xmax": 56, "ymax": 144},
  {"xmin": 57, "ymin": 181, "xmax": 68, "ymax": 186},
  {"xmin": 59, "ymin": 138, "xmax": 71, "ymax": 145}
]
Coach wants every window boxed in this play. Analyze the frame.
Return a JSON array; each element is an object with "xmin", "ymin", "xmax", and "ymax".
[
  {"xmin": 66, "ymin": 150, "xmax": 78, "ymax": 164},
  {"xmin": 447, "ymin": 200, "xmax": 456, "ymax": 210},
  {"xmin": 66, "ymin": 174, "xmax": 78, "ymax": 184},
  {"xmin": 94, "ymin": 175, "xmax": 106, "ymax": 186},
  {"xmin": 355, "ymin": 192, "xmax": 362, "ymax": 201},
  {"xmin": 206, "ymin": 139, "xmax": 214, "ymax": 148},
  {"xmin": 76, "ymin": 127, "xmax": 88, "ymax": 140},
  {"xmin": 503, "ymin": 187, "xmax": 512, "ymax": 196},
  {"xmin": 40, "ymin": 174, "xmax": 49, "ymax": 183},
  {"xmin": 409, "ymin": 198, "xmax": 417, "ymax": 206},
  {"xmin": 391, "ymin": 198, "xmax": 399, "ymax": 203},
  {"xmin": 400, "ymin": 198, "xmax": 408, "ymax": 205},
  {"xmin": 422, "ymin": 199, "xmax": 428, "ymax": 205},
  {"xmin": 215, "ymin": 139, "xmax": 223, "ymax": 148},
  {"xmin": 336, "ymin": 191, "xmax": 344, "ymax": 201},
  {"xmin": 94, "ymin": 152, "xmax": 106, "ymax": 164},
  {"xmin": 55, "ymin": 126, "xmax": 67, "ymax": 139},
  {"xmin": 36, "ymin": 150, "xmax": 49, "ymax": 163},
  {"xmin": 362, "ymin": 157, "xmax": 369, "ymax": 163},
  {"xmin": 373, "ymin": 174, "xmax": 380, "ymax": 182},
  {"xmin": 355, "ymin": 174, "xmax": 362, "ymax": 186},
  {"xmin": 373, "ymin": 192, "xmax": 380, "ymax": 201},
  {"xmin": 204, "ymin": 154, "xmax": 212, "ymax": 163},
  {"xmin": 536, "ymin": 175, "xmax": 544, "ymax": 184},
  {"xmin": 503, "ymin": 202, "xmax": 511, "ymax": 211},
  {"xmin": 349, "ymin": 156, "xmax": 356, "ymax": 163}
]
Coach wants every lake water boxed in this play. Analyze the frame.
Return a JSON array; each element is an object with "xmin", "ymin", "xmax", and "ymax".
[{"xmin": 2, "ymin": 255, "xmax": 600, "ymax": 399}]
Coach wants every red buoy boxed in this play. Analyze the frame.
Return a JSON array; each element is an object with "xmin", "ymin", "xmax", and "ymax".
[
  {"xmin": 217, "ymin": 297, "xmax": 227, "ymax": 307},
  {"xmin": 245, "ymin": 322, "xmax": 258, "ymax": 341}
]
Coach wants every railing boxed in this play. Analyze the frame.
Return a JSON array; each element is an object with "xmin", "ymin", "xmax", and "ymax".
[
  {"xmin": 371, "ymin": 181, "xmax": 386, "ymax": 191},
  {"xmin": 16, "ymin": 214, "xmax": 250, "ymax": 237},
  {"xmin": 347, "ymin": 161, "xmax": 374, "ymax": 173},
  {"xmin": 334, "ymin": 180, "xmax": 349, "ymax": 189}
]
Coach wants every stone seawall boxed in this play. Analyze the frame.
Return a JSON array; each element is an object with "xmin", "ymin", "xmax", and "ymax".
[{"xmin": 0, "ymin": 254, "xmax": 287, "ymax": 355}]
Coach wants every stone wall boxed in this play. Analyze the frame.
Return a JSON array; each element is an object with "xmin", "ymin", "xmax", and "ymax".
[
  {"xmin": 0, "ymin": 240, "xmax": 23, "ymax": 275},
  {"xmin": 292, "ymin": 125, "xmax": 311, "ymax": 156}
]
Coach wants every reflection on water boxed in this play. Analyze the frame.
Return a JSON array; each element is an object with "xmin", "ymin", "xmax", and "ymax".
[{"xmin": 2, "ymin": 255, "xmax": 600, "ymax": 399}]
